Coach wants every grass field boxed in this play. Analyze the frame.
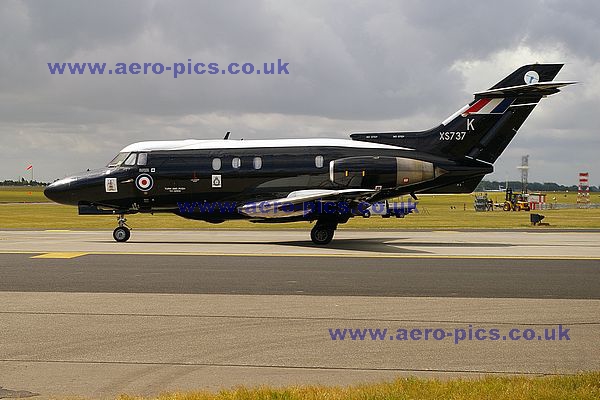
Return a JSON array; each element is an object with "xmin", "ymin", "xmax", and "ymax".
[
  {"xmin": 115, "ymin": 373, "xmax": 600, "ymax": 400},
  {"xmin": 0, "ymin": 185, "xmax": 48, "ymax": 203},
  {"xmin": 1, "ymin": 186, "xmax": 600, "ymax": 230}
]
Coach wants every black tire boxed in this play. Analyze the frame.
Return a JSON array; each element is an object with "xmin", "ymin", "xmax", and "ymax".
[
  {"xmin": 310, "ymin": 225, "xmax": 335, "ymax": 245},
  {"xmin": 113, "ymin": 226, "xmax": 131, "ymax": 242}
]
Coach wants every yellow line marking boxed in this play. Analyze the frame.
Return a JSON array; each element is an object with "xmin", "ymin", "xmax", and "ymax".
[
  {"xmin": 30, "ymin": 252, "xmax": 88, "ymax": 259},
  {"xmin": 0, "ymin": 250, "xmax": 592, "ymax": 260}
]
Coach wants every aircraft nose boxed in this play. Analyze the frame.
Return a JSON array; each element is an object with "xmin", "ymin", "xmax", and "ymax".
[{"xmin": 44, "ymin": 178, "xmax": 77, "ymax": 205}]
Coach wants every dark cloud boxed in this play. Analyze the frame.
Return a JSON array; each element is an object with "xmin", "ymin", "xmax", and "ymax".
[{"xmin": 0, "ymin": 0, "xmax": 598, "ymax": 185}]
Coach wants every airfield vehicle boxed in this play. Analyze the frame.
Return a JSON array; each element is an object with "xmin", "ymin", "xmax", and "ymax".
[
  {"xmin": 502, "ymin": 188, "xmax": 531, "ymax": 211},
  {"xmin": 474, "ymin": 194, "xmax": 493, "ymax": 212}
]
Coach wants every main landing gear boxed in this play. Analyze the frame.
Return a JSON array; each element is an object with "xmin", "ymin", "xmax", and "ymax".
[
  {"xmin": 113, "ymin": 214, "xmax": 131, "ymax": 243},
  {"xmin": 310, "ymin": 220, "xmax": 338, "ymax": 245}
]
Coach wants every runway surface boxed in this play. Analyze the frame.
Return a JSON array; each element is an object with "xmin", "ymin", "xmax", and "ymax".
[
  {"xmin": 2, "ymin": 229, "xmax": 600, "ymax": 258},
  {"xmin": 0, "ymin": 253, "xmax": 598, "ymax": 298},
  {"xmin": 0, "ymin": 230, "xmax": 599, "ymax": 398}
]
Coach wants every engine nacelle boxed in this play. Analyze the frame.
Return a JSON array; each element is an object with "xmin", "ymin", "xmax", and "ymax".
[{"xmin": 329, "ymin": 156, "xmax": 443, "ymax": 188}]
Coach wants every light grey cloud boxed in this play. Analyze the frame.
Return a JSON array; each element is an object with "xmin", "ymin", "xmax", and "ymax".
[{"xmin": 0, "ymin": 0, "xmax": 598, "ymax": 186}]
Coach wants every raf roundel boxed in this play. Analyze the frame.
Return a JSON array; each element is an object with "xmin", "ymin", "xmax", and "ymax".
[{"xmin": 135, "ymin": 174, "xmax": 153, "ymax": 191}]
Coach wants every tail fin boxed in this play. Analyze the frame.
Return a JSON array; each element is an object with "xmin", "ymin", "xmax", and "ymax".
[{"xmin": 351, "ymin": 64, "xmax": 575, "ymax": 164}]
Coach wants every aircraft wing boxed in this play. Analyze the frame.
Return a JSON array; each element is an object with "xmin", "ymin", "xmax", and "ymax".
[{"xmin": 237, "ymin": 188, "xmax": 377, "ymax": 218}]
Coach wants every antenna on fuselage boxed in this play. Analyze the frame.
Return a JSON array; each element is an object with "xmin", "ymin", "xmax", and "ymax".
[{"xmin": 223, "ymin": 131, "xmax": 231, "ymax": 140}]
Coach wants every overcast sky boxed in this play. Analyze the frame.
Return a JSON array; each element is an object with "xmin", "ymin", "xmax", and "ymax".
[{"xmin": 1, "ymin": 0, "xmax": 598, "ymax": 185}]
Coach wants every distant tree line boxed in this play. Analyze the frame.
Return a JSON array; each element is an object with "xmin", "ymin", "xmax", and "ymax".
[
  {"xmin": 476, "ymin": 180, "xmax": 598, "ymax": 192},
  {"xmin": 0, "ymin": 179, "xmax": 48, "ymax": 186}
]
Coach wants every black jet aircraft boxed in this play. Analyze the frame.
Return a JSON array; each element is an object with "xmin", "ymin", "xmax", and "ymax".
[{"xmin": 45, "ymin": 63, "xmax": 574, "ymax": 244}]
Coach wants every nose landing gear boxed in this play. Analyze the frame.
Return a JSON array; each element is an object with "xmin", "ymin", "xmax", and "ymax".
[{"xmin": 113, "ymin": 214, "xmax": 131, "ymax": 242}]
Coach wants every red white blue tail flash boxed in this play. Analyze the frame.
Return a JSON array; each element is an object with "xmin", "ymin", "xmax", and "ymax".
[{"xmin": 462, "ymin": 97, "xmax": 514, "ymax": 116}]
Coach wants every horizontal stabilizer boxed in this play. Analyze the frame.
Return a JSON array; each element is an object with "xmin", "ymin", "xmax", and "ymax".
[{"xmin": 474, "ymin": 81, "xmax": 577, "ymax": 99}]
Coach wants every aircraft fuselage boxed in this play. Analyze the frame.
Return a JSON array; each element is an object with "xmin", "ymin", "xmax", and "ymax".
[{"xmin": 44, "ymin": 138, "xmax": 490, "ymax": 220}]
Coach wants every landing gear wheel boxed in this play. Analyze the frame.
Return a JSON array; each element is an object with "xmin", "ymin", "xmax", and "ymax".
[
  {"xmin": 311, "ymin": 224, "xmax": 335, "ymax": 245},
  {"xmin": 113, "ymin": 226, "xmax": 130, "ymax": 243},
  {"xmin": 113, "ymin": 214, "xmax": 131, "ymax": 242}
]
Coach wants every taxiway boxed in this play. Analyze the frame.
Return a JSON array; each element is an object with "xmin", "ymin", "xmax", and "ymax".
[{"xmin": 0, "ymin": 230, "xmax": 598, "ymax": 398}]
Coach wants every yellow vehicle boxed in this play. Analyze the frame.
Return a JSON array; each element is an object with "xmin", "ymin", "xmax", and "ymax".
[{"xmin": 503, "ymin": 188, "xmax": 530, "ymax": 211}]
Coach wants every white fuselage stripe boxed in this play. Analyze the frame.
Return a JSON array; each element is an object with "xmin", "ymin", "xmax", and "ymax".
[{"xmin": 120, "ymin": 138, "xmax": 413, "ymax": 153}]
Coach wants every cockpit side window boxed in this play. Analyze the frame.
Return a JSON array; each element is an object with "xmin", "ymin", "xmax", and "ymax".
[
  {"xmin": 137, "ymin": 153, "xmax": 148, "ymax": 166},
  {"xmin": 107, "ymin": 152, "xmax": 130, "ymax": 167},
  {"xmin": 124, "ymin": 153, "xmax": 137, "ymax": 166}
]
